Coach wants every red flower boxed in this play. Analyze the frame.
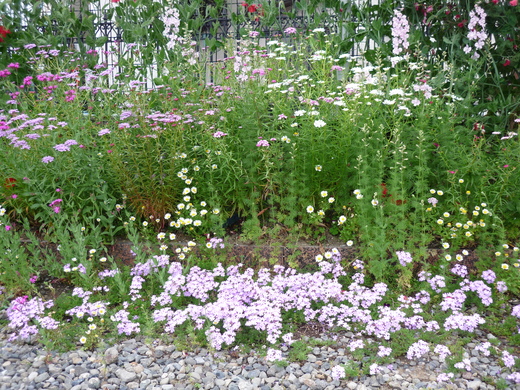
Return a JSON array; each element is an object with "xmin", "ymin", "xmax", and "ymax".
[
  {"xmin": 247, "ymin": 4, "xmax": 258, "ymax": 12},
  {"xmin": 4, "ymin": 178, "xmax": 16, "ymax": 188},
  {"xmin": 504, "ymin": 59, "xmax": 511, "ymax": 66},
  {"xmin": 492, "ymin": 0, "xmax": 499, "ymax": 3},
  {"xmin": 0, "ymin": 26, "xmax": 11, "ymax": 43},
  {"xmin": 510, "ymin": 0, "xmax": 518, "ymax": 6},
  {"xmin": 380, "ymin": 183, "xmax": 389, "ymax": 198},
  {"xmin": 241, "ymin": 1, "xmax": 248, "ymax": 6}
]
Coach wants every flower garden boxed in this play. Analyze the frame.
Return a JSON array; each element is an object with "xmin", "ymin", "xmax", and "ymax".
[{"xmin": 1, "ymin": 0, "xmax": 520, "ymax": 386}]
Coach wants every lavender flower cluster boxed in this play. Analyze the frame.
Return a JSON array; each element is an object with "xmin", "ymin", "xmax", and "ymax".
[{"xmin": 4, "ymin": 242, "xmax": 519, "ymax": 384}]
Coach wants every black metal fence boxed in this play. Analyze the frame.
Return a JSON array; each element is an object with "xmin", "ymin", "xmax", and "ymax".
[
  {"xmin": 24, "ymin": 0, "xmax": 343, "ymax": 61},
  {"xmin": 12, "ymin": 1, "xmax": 372, "ymax": 85}
]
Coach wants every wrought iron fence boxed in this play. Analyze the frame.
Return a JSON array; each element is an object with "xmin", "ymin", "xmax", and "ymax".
[
  {"xmin": 23, "ymin": 0, "xmax": 347, "ymax": 62},
  {"xmin": 12, "ymin": 0, "xmax": 376, "ymax": 85}
]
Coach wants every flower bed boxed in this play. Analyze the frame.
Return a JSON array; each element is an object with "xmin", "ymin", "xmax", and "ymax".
[{"xmin": 1, "ymin": 1, "xmax": 520, "ymax": 386}]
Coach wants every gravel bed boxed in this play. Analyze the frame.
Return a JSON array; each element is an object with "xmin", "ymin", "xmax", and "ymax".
[{"xmin": 1, "ymin": 324, "xmax": 519, "ymax": 390}]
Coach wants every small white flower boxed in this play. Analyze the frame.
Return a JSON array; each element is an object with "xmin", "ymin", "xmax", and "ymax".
[{"xmin": 314, "ymin": 119, "xmax": 326, "ymax": 128}]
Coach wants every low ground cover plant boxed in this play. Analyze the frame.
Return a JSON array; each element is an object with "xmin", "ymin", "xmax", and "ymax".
[
  {"xmin": 2, "ymin": 204, "xmax": 520, "ymax": 385},
  {"xmin": 1, "ymin": 0, "xmax": 520, "ymax": 387}
]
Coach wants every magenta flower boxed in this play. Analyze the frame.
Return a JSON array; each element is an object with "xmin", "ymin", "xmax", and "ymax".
[
  {"xmin": 256, "ymin": 140, "xmax": 270, "ymax": 147},
  {"xmin": 212, "ymin": 131, "xmax": 228, "ymax": 138},
  {"xmin": 49, "ymin": 199, "xmax": 62, "ymax": 207},
  {"xmin": 5, "ymin": 225, "xmax": 11, "ymax": 231}
]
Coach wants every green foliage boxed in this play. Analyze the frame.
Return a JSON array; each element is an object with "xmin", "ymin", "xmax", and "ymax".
[
  {"xmin": 1, "ymin": 7, "xmax": 520, "ymax": 384},
  {"xmin": 287, "ymin": 340, "xmax": 311, "ymax": 362}
]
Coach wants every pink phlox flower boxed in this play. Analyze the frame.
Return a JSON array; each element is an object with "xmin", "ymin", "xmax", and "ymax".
[
  {"xmin": 406, "ymin": 340, "xmax": 429, "ymax": 360},
  {"xmin": 455, "ymin": 358, "xmax": 473, "ymax": 371},
  {"xmin": 212, "ymin": 131, "xmax": 228, "ymax": 138},
  {"xmin": 396, "ymin": 251, "xmax": 412, "ymax": 266},
  {"xmin": 427, "ymin": 197, "xmax": 438, "ymax": 206},
  {"xmin": 508, "ymin": 372, "xmax": 520, "ymax": 384},
  {"xmin": 481, "ymin": 270, "xmax": 496, "ymax": 284},
  {"xmin": 331, "ymin": 365, "xmax": 346, "ymax": 380},
  {"xmin": 49, "ymin": 199, "xmax": 62, "ymax": 207},
  {"xmin": 256, "ymin": 139, "xmax": 270, "ymax": 147},
  {"xmin": 437, "ymin": 372, "xmax": 454, "ymax": 382},
  {"xmin": 434, "ymin": 344, "xmax": 451, "ymax": 361},
  {"xmin": 496, "ymin": 280, "xmax": 507, "ymax": 293},
  {"xmin": 391, "ymin": 10, "xmax": 410, "ymax": 55}
]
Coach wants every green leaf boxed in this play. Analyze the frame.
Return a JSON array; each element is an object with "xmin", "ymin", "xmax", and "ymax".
[{"xmin": 95, "ymin": 36, "xmax": 108, "ymax": 47}]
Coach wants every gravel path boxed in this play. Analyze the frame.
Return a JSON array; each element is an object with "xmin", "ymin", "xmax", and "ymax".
[{"xmin": 1, "ymin": 324, "xmax": 519, "ymax": 390}]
